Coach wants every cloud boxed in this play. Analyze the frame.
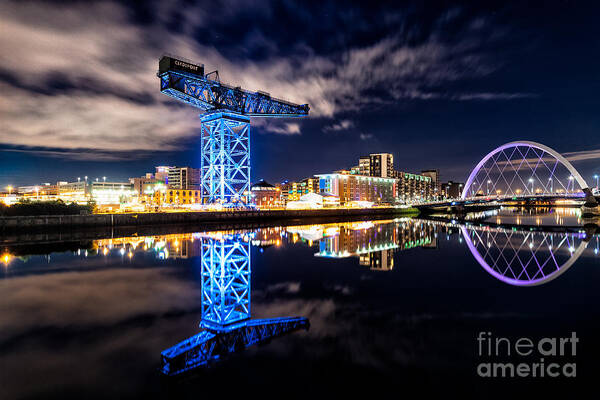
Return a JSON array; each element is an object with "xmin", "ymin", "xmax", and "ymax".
[
  {"xmin": 563, "ymin": 149, "xmax": 600, "ymax": 162},
  {"xmin": 252, "ymin": 120, "xmax": 302, "ymax": 135},
  {"xmin": 0, "ymin": 1, "xmax": 534, "ymax": 159},
  {"xmin": 263, "ymin": 281, "xmax": 302, "ymax": 294},
  {"xmin": 0, "ymin": 147, "xmax": 153, "ymax": 161},
  {"xmin": 360, "ymin": 133, "xmax": 374, "ymax": 141},
  {"xmin": 323, "ymin": 119, "xmax": 354, "ymax": 132},
  {"xmin": 453, "ymin": 92, "xmax": 538, "ymax": 100}
]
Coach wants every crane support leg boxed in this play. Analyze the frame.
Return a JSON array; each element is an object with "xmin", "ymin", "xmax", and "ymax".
[
  {"xmin": 200, "ymin": 112, "xmax": 251, "ymax": 205},
  {"xmin": 200, "ymin": 236, "xmax": 251, "ymax": 329}
]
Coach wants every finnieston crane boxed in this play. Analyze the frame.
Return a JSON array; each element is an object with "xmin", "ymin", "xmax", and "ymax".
[{"xmin": 157, "ymin": 56, "xmax": 310, "ymax": 205}]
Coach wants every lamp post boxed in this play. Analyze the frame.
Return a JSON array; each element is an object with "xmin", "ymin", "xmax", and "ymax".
[
  {"xmin": 103, "ymin": 176, "xmax": 106, "ymax": 183},
  {"xmin": 594, "ymin": 174, "xmax": 599, "ymax": 191},
  {"xmin": 528, "ymin": 178, "xmax": 534, "ymax": 194},
  {"xmin": 548, "ymin": 177, "xmax": 553, "ymax": 193},
  {"xmin": 6, "ymin": 185, "xmax": 12, "ymax": 196},
  {"xmin": 487, "ymin": 180, "xmax": 491, "ymax": 195}
]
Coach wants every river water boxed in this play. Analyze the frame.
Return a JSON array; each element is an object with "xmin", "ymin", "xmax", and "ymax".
[{"xmin": 1, "ymin": 208, "xmax": 599, "ymax": 398}]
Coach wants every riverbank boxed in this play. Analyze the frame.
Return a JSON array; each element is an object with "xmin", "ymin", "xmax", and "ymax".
[{"xmin": 0, "ymin": 207, "xmax": 418, "ymax": 232}]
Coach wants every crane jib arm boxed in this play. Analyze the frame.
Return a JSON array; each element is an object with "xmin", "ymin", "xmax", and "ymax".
[{"xmin": 157, "ymin": 56, "xmax": 309, "ymax": 117}]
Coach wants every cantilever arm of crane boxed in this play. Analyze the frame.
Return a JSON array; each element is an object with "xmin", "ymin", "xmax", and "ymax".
[{"xmin": 158, "ymin": 70, "xmax": 310, "ymax": 117}]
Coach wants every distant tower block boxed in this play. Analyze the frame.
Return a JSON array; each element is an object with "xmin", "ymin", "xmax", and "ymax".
[
  {"xmin": 200, "ymin": 112, "xmax": 250, "ymax": 204},
  {"xmin": 200, "ymin": 235, "xmax": 251, "ymax": 330}
]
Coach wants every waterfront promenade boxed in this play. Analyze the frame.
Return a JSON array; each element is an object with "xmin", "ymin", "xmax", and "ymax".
[{"xmin": 0, "ymin": 207, "xmax": 418, "ymax": 231}]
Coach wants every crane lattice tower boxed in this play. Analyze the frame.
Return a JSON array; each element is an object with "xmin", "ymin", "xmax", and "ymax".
[{"xmin": 157, "ymin": 56, "xmax": 309, "ymax": 204}]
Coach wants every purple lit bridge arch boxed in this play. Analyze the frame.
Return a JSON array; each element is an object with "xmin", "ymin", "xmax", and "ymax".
[
  {"xmin": 461, "ymin": 141, "xmax": 594, "ymax": 202},
  {"xmin": 460, "ymin": 224, "xmax": 590, "ymax": 286}
]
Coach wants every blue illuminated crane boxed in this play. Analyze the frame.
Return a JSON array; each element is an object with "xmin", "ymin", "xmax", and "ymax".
[
  {"xmin": 160, "ymin": 232, "xmax": 309, "ymax": 376},
  {"xmin": 157, "ymin": 56, "xmax": 310, "ymax": 204}
]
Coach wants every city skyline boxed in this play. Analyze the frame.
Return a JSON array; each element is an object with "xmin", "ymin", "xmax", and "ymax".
[
  {"xmin": 1, "ymin": 1, "xmax": 599, "ymax": 187},
  {"xmin": 2, "ymin": 2, "xmax": 600, "ymax": 395}
]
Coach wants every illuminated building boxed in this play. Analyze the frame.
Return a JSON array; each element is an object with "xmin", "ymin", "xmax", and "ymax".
[
  {"xmin": 316, "ymin": 172, "xmax": 395, "ymax": 205},
  {"xmin": 302, "ymin": 177, "xmax": 319, "ymax": 194},
  {"xmin": 396, "ymin": 172, "xmax": 433, "ymax": 202},
  {"xmin": 349, "ymin": 152, "xmax": 438, "ymax": 202},
  {"xmin": 441, "ymin": 181, "xmax": 464, "ymax": 199},
  {"xmin": 421, "ymin": 169, "xmax": 440, "ymax": 197},
  {"xmin": 43, "ymin": 180, "xmax": 123, "ymax": 205},
  {"xmin": 131, "ymin": 174, "xmax": 164, "ymax": 196},
  {"xmin": 18, "ymin": 185, "xmax": 43, "ymax": 196},
  {"xmin": 56, "ymin": 181, "xmax": 89, "ymax": 203},
  {"xmin": 355, "ymin": 153, "xmax": 395, "ymax": 178},
  {"xmin": 250, "ymin": 180, "xmax": 282, "ymax": 208},
  {"xmin": 15, "ymin": 181, "xmax": 91, "ymax": 203},
  {"xmin": 155, "ymin": 188, "xmax": 201, "ymax": 205},
  {"xmin": 359, "ymin": 156, "xmax": 370, "ymax": 175},
  {"xmin": 90, "ymin": 181, "xmax": 135, "ymax": 205},
  {"xmin": 167, "ymin": 166, "xmax": 201, "ymax": 190},
  {"xmin": 281, "ymin": 178, "xmax": 319, "ymax": 203},
  {"xmin": 130, "ymin": 174, "xmax": 165, "ymax": 205},
  {"xmin": 155, "ymin": 166, "xmax": 172, "ymax": 181},
  {"xmin": 369, "ymin": 153, "xmax": 394, "ymax": 178},
  {"xmin": 58, "ymin": 181, "xmax": 87, "ymax": 194}
]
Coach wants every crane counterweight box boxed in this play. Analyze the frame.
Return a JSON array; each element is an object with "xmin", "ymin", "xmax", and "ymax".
[{"xmin": 159, "ymin": 56, "xmax": 204, "ymax": 77}]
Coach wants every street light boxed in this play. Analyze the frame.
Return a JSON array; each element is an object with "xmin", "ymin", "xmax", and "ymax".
[
  {"xmin": 548, "ymin": 177, "xmax": 553, "ymax": 193},
  {"xmin": 487, "ymin": 180, "xmax": 491, "ymax": 195},
  {"xmin": 103, "ymin": 176, "xmax": 106, "ymax": 182},
  {"xmin": 6, "ymin": 185, "xmax": 12, "ymax": 196},
  {"xmin": 528, "ymin": 178, "xmax": 534, "ymax": 194},
  {"xmin": 568, "ymin": 175, "xmax": 574, "ymax": 192},
  {"xmin": 594, "ymin": 174, "xmax": 599, "ymax": 190}
]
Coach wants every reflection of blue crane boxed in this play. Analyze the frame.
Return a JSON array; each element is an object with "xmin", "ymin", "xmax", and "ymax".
[
  {"xmin": 160, "ymin": 233, "xmax": 309, "ymax": 376},
  {"xmin": 157, "ymin": 56, "xmax": 309, "ymax": 205}
]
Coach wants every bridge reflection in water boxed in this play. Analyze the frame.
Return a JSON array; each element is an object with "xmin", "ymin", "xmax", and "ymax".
[{"xmin": 460, "ymin": 224, "xmax": 590, "ymax": 286}]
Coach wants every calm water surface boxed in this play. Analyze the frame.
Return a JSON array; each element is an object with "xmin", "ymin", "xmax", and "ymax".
[{"xmin": 1, "ymin": 209, "xmax": 599, "ymax": 399}]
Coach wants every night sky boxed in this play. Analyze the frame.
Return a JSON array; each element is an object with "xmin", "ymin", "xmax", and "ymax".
[{"xmin": 1, "ymin": 0, "xmax": 599, "ymax": 187}]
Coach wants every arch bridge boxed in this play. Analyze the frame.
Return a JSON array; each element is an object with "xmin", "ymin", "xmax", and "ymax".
[{"xmin": 416, "ymin": 141, "xmax": 598, "ymax": 215}]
